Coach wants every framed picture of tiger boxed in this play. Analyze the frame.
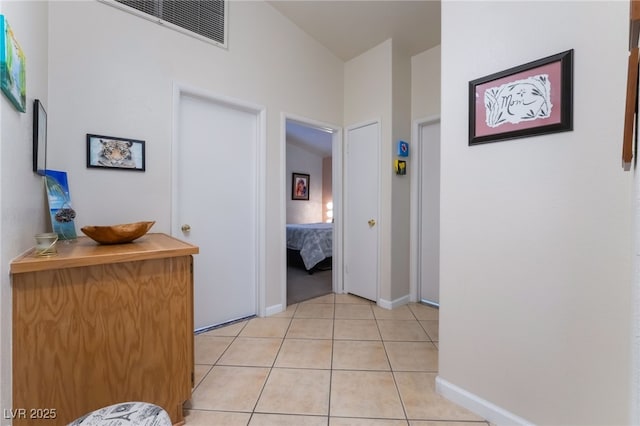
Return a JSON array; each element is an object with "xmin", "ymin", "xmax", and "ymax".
[{"xmin": 86, "ymin": 134, "xmax": 145, "ymax": 171}]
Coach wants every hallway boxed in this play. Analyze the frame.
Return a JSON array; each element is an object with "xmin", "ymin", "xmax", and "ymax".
[{"xmin": 184, "ymin": 293, "xmax": 487, "ymax": 425}]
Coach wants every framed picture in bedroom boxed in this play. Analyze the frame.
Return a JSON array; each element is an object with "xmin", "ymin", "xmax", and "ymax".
[{"xmin": 292, "ymin": 173, "xmax": 309, "ymax": 200}]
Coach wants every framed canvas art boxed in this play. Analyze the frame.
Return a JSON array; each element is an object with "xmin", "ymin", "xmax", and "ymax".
[
  {"xmin": 0, "ymin": 15, "xmax": 26, "ymax": 113},
  {"xmin": 87, "ymin": 134, "xmax": 146, "ymax": 171},
  {"xmin": 44, "ymin": 169, "xmax": 77, "ymax": 241},
  {"xmin": 397, "ymin": 140, "xmax": 409, "ymax": 157}
]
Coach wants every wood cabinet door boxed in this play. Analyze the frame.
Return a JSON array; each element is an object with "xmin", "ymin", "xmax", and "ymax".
[{"xmin": 12, "ymin": 256, "xmax": 193, "ymax": 425}]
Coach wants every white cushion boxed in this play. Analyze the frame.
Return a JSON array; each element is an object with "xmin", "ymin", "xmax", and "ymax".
[{"xmin": 67, "ymin": 402, "xmax": 172, "ymax": 426}]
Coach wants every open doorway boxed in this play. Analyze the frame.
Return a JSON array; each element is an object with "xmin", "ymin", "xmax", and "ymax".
[{"xmin": 284, "ymin": 118, "xmax": 337, "ymax": 305}]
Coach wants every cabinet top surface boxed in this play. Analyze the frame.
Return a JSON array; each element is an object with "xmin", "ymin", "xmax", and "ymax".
[{"xmin": 10, "ymin": 233, "xmax": 199, "ymax": 274}]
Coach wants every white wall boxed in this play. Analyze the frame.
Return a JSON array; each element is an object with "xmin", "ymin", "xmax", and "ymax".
[
  {"xmin": 286, "ymin": 142, "xmax": 324, "ymax": 224},
  {"xmin": 390, "ymin": 43, "xmax": 411, "ymax": 301},
  {"xmin": 411, "ymin": 45, "xmax": 441, "ymax": 305},
  {"xmin": 0, "ymin": 0, "xmax": 49, "ymax": 416},
  {"xmin": 634, "ymin": 154, "xmax": 640, "ymax": 425},
  {"xmin": 412, "ymin": 45, "xmax": 440, "ymax": 120},
  {"xmin": 344, "ymin": 38, "xmax": 412, "ymax": 304},
  {"xmin": 46, "ymin": 0, "xmax": 344, "ymax": 309},
  {"xmin": 440, "ymin": 1, "xmax": 632, "ymax": 424}
]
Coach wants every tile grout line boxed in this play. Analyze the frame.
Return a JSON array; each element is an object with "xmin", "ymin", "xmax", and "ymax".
[
  {"xmin": 374, "ymin": 307, "xmax": 411, "ymax": 423},
  {"xmin": 412, "ymin": 302, "xmax": 438, "ymax": 344},
  {"xmin": 246, "ymin": 302, "xmax": 300, "ymax": 421},
  {"xmin": 327, "ymin": 294, "xmax": 337, "ymax": 420},
  {"xmin": 190, "ymin": 319, "xmax": 251, "ymax": 395},
  {"xmin": 188, "ymin": 297, "xmax": 478, "ymax": 424}
]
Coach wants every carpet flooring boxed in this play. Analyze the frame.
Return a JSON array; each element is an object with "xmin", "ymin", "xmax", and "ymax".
[{"xmin": 286, "ymin": 266, "xmax": 332, "ymax": 305}]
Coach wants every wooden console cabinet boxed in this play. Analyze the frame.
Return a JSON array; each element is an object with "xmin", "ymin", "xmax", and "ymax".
[{"xmin": 10, "ymin": 233, "xmax": 198, "ymax": 426}]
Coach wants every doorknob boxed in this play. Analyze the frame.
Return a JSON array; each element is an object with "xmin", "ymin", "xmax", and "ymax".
[
  {"xmin": 368, "ymin": 219, "xmax": 376, "ymax": 227},
  {"xmin": 181, "ymin": 224, "xmax": 191, "ymax": 232}
]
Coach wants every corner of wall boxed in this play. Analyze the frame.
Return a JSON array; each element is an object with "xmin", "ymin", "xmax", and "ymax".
[
  {"xmin": 436, "ymin": 376, "xmax": 534, "ymax": 426},
  {"xmin": 390, "ymin": 40, "xmax": 412, "ymax": 301},
  {"xmin": 0, "ymin": 0, "xmax": 50, "ymax": 418}
]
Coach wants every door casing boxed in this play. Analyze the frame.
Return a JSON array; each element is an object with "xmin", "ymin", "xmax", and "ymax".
[
  {"xmin": 279, "ymin": 113, "xmax": 343, "ymax": 311},
  {"xmin": 410, "ymin": 115, "xmax": 441, "ymax": 305}
]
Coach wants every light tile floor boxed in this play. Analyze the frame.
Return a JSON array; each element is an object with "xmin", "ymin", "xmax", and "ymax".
[{"xmin": 184, "ymin": 293, "xmax": 488, "ymax": 426}]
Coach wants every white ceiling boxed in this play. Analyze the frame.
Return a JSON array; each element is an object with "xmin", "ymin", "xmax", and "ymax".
[
  {"xmin": 275, "ymin": 0, "xmax": 441, "ymax": 154},
  {"xmin": 286, "ymin": 120, "xmax": 334, "ymax": 157},
  {"xmin": 268, "ymin": 0, "xmax": 441, "ymax": 62}
]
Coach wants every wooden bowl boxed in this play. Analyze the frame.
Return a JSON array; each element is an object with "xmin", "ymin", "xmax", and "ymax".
[{"xmin": 81, "ymin": 221, "xmax": 155, "ymax": 244}]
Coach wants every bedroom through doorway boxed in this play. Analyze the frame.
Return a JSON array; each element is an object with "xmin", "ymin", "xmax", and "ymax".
[{"xmin": 285, "ymin": 119, "xmax": 335, "ymax": 305}]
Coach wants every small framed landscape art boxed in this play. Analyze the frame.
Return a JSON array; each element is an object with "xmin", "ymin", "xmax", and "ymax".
[
  {"xmin": 44, "ymin": 169, "xmax": 77, "ymax": 241},
  {"xmin": 292, "ymin": 173, "xmax": 309, "ymax": 200},
  {"xmin": 0, "ymin": 15, "xmax": 26, "ymax": 113},
  {"xmin": 86, "ymin": 134, "xmax": 146, "ymax": 171},
  {"xmin": 469, "ymin": 49, "xmax": 573, "ymax": 145}
]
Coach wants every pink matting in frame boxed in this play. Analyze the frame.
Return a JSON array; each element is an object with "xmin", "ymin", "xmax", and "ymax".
[{"xmin": 469, "ymin": 50, "xmax": 573, "ymax": 145}]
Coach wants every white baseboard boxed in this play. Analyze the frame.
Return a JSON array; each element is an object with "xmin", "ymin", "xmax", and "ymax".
[
  {"xmin": 436, "ymin": 376, "xmax": 535, "ymax": 426},
  {"xmin": 377, "ymin": 294, "xmax": 410, "ymax": 310},
  {"xmin": 265, "ymin": 303, "xmax": 283, "ymax": 316}
]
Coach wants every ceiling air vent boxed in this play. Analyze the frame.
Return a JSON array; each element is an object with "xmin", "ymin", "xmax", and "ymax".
[{"xmin": 102, "ymin": 0, "xmax": 227, "ymax": 48}]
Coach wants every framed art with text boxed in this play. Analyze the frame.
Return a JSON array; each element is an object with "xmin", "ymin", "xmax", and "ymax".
[{"xmin": 469, "ymin": 49, "xmax": 573, "ymax": 145}]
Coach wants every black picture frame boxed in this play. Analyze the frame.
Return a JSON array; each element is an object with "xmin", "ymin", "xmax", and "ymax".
[
  {"xmin": 469, "ymin": 49, "xmax": 573, "ymax": 145},
  {"xmin": 292, "ymin": 173, "xmax": 310, "ymax": 200},
  {"xmin": 33, "ymin": 99, "xmax": 47, "ymax": 175},
  {"xmin": 86, "ymin": 133, "xmax": 146, "ymax": 171}
]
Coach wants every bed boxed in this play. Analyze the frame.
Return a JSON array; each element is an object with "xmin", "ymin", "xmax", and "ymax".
[{"xmin": 286, "ymin": 223, "xmax": 333, "ymax": 273}]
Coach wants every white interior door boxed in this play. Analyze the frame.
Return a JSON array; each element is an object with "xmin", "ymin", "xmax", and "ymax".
[
  {"xmin": 344, "ymin": 121, "xmax": 379, "ymax": 302},
  {"xmin": 176, "ymin": 92, "xmax": 258, "ymax": 330},
  {"xmin": 419, "ymin": 119, "xmax": 440, "ymax": 305}
]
